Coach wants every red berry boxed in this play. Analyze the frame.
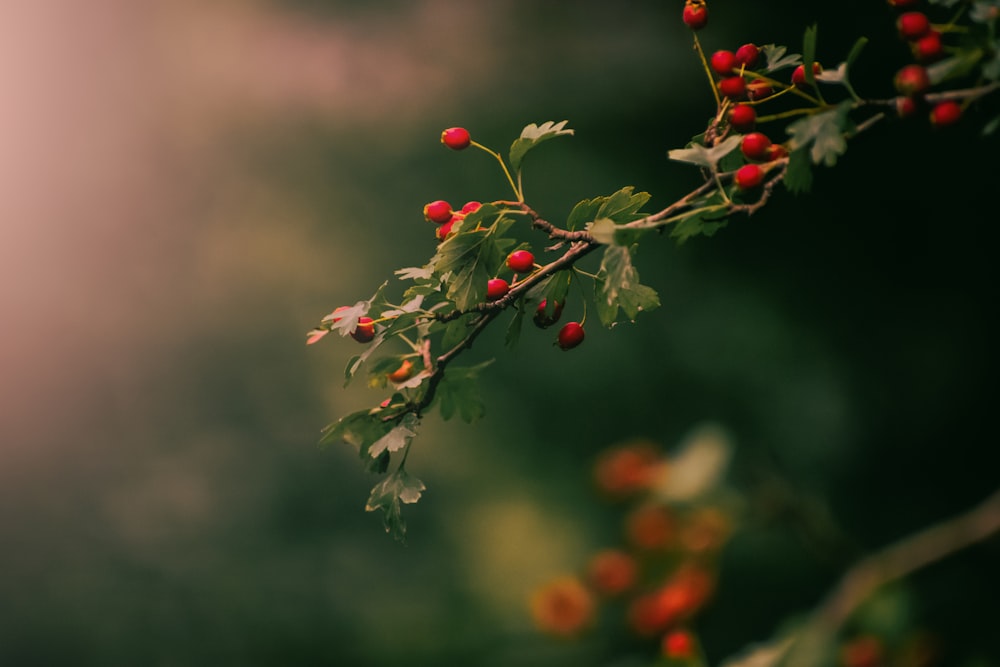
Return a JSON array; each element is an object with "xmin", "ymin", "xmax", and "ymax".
[
  {"xmin": 351, "ymin": 317, "xmax": 375, "ymax": 343},
  {"xmin": 894, "ymin": 64, "xmax": 930, "ymax": 96},
  {"xmin": 460, "ymin": 200, "xmax": 482, "ymax": 214},
  {"xmin": 747, "ymin": 78, "xmax": 773, "ymax": 101},
  {"xmin": 734, "ymin": 43, "xmax": 760, "ymax": 69},
  {"xmin": 436, "ymin": 217, "xmax": 457, "ymax": 241},
  {"xmin": 792, "ymin": 62, "xmax": 822, "ymax": 87},
  {"xmin": 897, "ymin": 12, "xmax": 930, "ymax": 40},
  {"xmin": 914, "ymin": 30, "xmax": 943, "ymax": 62},
  {"xmin": 741, "ymin": 132, "xmax": 772, "ymax": 161},
  {"xmin": 766, "ymin": 143, "xmax": 788, "ymax": 161},
  {"xmin": 441, "ymin": 127, "xmax": 471, "ymax": 150},
  {"xmin": 734, "ymin": 163, "xmax": 764, "ymax": 190},
  {"xmin": 662, "ymin": 629, "xmax": 697, "ymax": 660},
  {"xmin": 506, "ymin": 249, "xmax": 535, "ymax": 274},
  {"xmin": 486, "ymin": 277, "xmax": 509, "ymax": 301},
  {"xmin": 710, "ymin": 50, "xmax": 737, "ymax": 75},
  {"xmin": 557, "ymin": 322, "xmax": 585, "ymax": 350},
  {"xmin": 930, "ymin": 100, "xmax": 962, "ymax": 127},
  {"xmin": 423, "ymin": 199, "xmax": 452, "ymax": 224},
  {"xmin": 729, "ymin": 104, "xmax": 756, "ymax": 132},
  {"xmin": 896, "ymin": 96, "xmax": 919, "ymax": 118},
  {"xmin": 533, "ymin": 300, "xmax": 564, "ymax": 329},
  {"xmin": 718, "ymin": 76, "xmax": 747, "ymax": 100},
  {"xmin": 682, "ymin": 1, "xmax": 707, "ymax": 30}
]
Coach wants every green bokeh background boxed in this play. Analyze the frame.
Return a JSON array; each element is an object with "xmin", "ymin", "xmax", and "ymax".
[{"xmin": 1, "ymin": 1, "xmax": 997, "ymax": 665}]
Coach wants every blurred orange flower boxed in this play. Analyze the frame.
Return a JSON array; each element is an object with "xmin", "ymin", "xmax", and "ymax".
[{"xmin": 529, "ymin": 575, "xmax": 595, "ymax": 638}]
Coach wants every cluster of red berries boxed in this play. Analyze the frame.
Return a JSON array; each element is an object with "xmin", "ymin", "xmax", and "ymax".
[
  {"xmin": 431, "ymin": 126, "xmax": 588, "ymax": 352},
  {"xmin": 530, "ymin": 438, "xmax": 734, "ymax": 662},
  {"xmin": 423, "ymin": 198, "xmax": 483, "ymax": 241},
  {"xmin": 889, "ymin": 2, "xmax": 962, "ymax": 127},
  {"xmin": 487, "ymin": 248, "xmax": 585, "ymax": 351}
]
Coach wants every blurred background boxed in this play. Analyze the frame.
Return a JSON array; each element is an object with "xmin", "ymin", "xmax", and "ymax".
[{"xmin": 1, "ymin": 1, "xmax": 997, "ymax": 665}]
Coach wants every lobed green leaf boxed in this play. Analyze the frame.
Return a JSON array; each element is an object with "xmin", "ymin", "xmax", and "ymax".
[
  {"xmin": 365, "ymin": 467, "xmax": 427, "ymax": 542},
  {"xmin": 509, "ymin": 120, "xmax": 574, "ymax": 172}
]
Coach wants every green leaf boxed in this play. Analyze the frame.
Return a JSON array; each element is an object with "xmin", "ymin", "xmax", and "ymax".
[
  {"xmin": 926, "ymin": 49, "xmax": 985, "ymax": 85},
  {"xmin": 785, "ymin": 101, "xmax": 852, "ymax": 167},
  {"xmin": 343, "ymin": 330, "xmax": 389, "ymax": 386},
  {"xmin": 801, "ymin": 24, "xmax": 818, "ymax": 88},
  {"xmin": 435, "ymin": 360, "xmax": 494, "ymax": 423},
  {"xmin": 526, "ymin": 271, "xmax": 572, "ymax": 312},
  {"xmin": 509, "ymin": 120, "xmax": 574, "ymax": 172},
  {"xmin": 566, "ymin": 186, "xmax": 651, "ymax": 231},
  {"xmin": 972, "ymin": 2, "xmax": 1000, "ymax": 23},
  {"xmin": 319, "ymin": 408, "xmax": 391, "ymax": 452},
  {"xmin": 982, "ymin": 46, "xmax": 1000, "ymax": 80},
  {"xmin": 668, "ymin": 135, "xmax": 742, "ymax": 171},
  {"xmin": 761, "ymin": 44, "xmax": 802, "ymax": 73},
  {"xmin": 594, "ymin": 245, "xmax": 660, "ymax": 327},
  {"xmin": 505, "ymin": 300, "xmax": 525, "ymax": 349},
  {"xmin": 669, "ymin": 195, "xmax": 730, "ymax": 243},
  {"xmin": 365, "ymin": 468, "xmax": 426, "ymax": 542},
  {"xmin": 784, "ymin": 146, "xmax": 814, "ymax": 194},
  {"xmin": 395, "ymin": 265, "xmax": 434, "ymax": 281},
  {"xmin": 433, "ymin": 213, "xmax": 514, "ymax": 310},
  {"xmin": 368, "ymin": 413, "xmax": 420, "ymax": 459}
]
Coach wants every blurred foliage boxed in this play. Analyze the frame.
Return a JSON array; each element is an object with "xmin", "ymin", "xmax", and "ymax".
[{"xmin": 0, "ymin": 1, "xmax": 998, "ymax": 666}]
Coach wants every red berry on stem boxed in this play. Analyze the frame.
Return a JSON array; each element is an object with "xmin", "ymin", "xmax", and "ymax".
[
  {"xmin": 741, "ymin": 132, "xmax": 772, "ymax": 161},
  {"xmin": 682, "ymin": 1, "xmax": 707, "ymax": 30},
  {"xmin": 897, "ymin": 12, "xmax": 931, "ymax": 40},
  {"xmin": 486, "ymin": 278, "xmax": 509, "ymax": 301},
  {"xmin": 662, "ymin": 629, "xmax": 697, "ymax": 660},
  {"xmin": 441, "ymin": 127, "xmax": 471, "ymax": 150},
  {"xmin": 914, "ymin": 31, "xmax": 943, "ymax": 62},
  {"xmin": 436, "ymin": 217, "xmax": 457, "ymax": 241},
  {"xmin": 747, "ymin": 78, "xmax": 773, "ymax": 100},
  {"xmin": 506, "ymin": 249, "xmax": 535, "ymax": 274},
  {"xmin": 766, "ymin": 144, "xmax": 788, "ymax": 161},
  {"xmin": 930, "ymin": 100, "xmax": 962, "ymax": 127},
  {"xmin": 423, "ymin": 199, "xmax": 452, "ymax": 224},
  {"xmin": 896, "ymin": 96, "xmax": 919, "ymax": 118},
  {"xmin": 729, "ymin": 104, "xmax": 756, "ymax": 132},
  {"xmin": 718, "ymin": 76, "xmax": 747, "ymax": 100},
  {"xmin": 710, "ymin": 50, "xmax": 737, "ymax": 75},
  {"xmin": 351, "ymin": 317, "xmax": 375, "ymax": 343},
  {"xmin": 557, "ymin": 322, "xmax": 585, "ymax": 350},
  {"xmin": 734, "ymin": 164, "xmax": 764, "ymax": 190},
  {"xmin": 894, "ymin": 64, "xmax": 930, "ymax": 96},
  {"xmin": 792, "ymin": 62, "xmax": 822, "ymax": 87},
  {"xmin": 533, "ymin": 300, "xmax": 564, "ymax": 329},
  {"xmin": 734, "ymin": 43, "xmax": 760, "ymax": 69},
  {"xmin": 460, "ymin": 200, "xmax": 482, "ymax": 214}
]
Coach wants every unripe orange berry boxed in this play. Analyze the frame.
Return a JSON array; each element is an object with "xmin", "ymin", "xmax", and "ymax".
[{"xmin": 387, "ymin": 360, "xmax": 414, "ymax": 383}]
